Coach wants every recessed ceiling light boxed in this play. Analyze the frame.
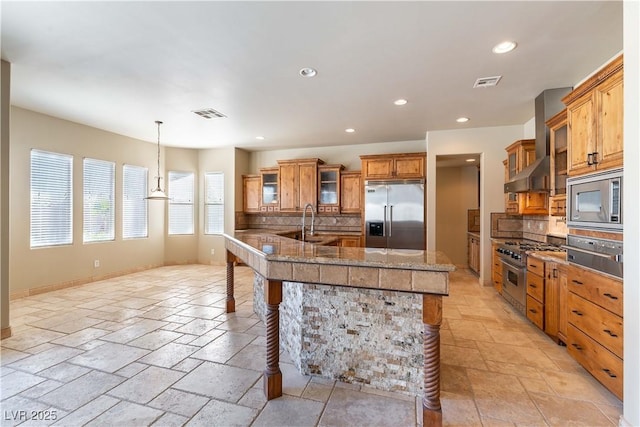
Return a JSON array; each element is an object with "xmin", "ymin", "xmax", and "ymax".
[
  {"xmin": 394, "ymin": 99, "xmax": 408, "ymax": 106},
  {"xmin": 256, "ymin": 136, "xmax": 265, "ymax": 140},
  {"xmin": 299, "ymin": 67, "xmax": 317, "ymax": 78},
  {"xmin": 492, "ymin": 41, "xmax": 517, "ymax": 54},
  {"xmin": 345, "ymin": 128, "xmax": 355, "ymax": 133},
  {"xmin": 466, "ymin": 158, "xmax": 476, "ymax": 162},
  {"xmin": 456, "ymin": 117, "xmax": 470, "ymax": 123}
]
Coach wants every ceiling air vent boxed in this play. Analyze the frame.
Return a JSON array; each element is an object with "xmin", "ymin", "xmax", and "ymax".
[
  {"xmin": 192, "ymin": 108, "xmax": 226, "ymax": 119},
  {"xmin": 473, "ymin": 76, "xmax": 502, "ymax": 88}
]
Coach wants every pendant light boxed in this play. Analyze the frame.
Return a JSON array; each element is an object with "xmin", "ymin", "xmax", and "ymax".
[{"xmin": 146, "ymin": 120, "xmax": 170, "ymax": 200}]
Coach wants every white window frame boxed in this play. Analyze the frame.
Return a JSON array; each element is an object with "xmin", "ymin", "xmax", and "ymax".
[
  {"xmin": 123, "ymin": 164, "xmax": 148, "ymax": 239},
  {"xmin": 30, "ymin": 149, "xmax": 73, "ymax": 248},
  {"xmin": 204, "ymin": 172, "xmax": 224, "ymax": 235},
  {"xmin": 83, "ymin": 157, "xmax": 116, "ymax": 243},
  {"xmin": 168, "ymin": 171, "xmax": 195, "ymax": 235}
]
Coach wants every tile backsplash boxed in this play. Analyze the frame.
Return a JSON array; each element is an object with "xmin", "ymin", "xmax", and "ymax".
[
  {"xmin": 491, "ymin": 212, "xmax": 568, "ymax": 243},
  {"xmin": 235, "ymin": 212, "xmax": 361, "ymax": 233}
]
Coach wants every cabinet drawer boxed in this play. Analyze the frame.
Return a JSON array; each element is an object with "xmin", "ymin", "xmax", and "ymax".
[
  {"xmin": 527, "ymin": 257, "xmax": 545, "ymax": 276},
  {"xmin": 567, "ymin": 324, "xmax": 622, "ymax": 399},
  {"xmin": 568, "ymin": 292, "xmax": 623, "ymax": 358},
  {"xmin": 526, "ymin": 295, "xmax": 544, "ymax": 330},
  {"xmin": 526, "ymin": 272, "xmax": 544, "ymax": 302},
  {"xmin": 567, "ymin": 265, "xmax": 622, "ymax": 316}
]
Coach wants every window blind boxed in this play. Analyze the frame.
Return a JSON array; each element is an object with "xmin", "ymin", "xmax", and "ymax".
[
  {"xmin": 123, "ymin": 164, "xmax": 148, "ymax": 239},
  {"xmin": 30, "ymin": 149, "xmax": 73, "ymax": 248},
  {"xmin": 204, "ymin": 172, "xmax": 224, "ymax": 234},
  {"xmin": 83, "ymin": 158, "xmax": 115, "ymax": 243},
  {"xmin": 168, "ymin": 171, "xmax": 194, "ymax": 235}
]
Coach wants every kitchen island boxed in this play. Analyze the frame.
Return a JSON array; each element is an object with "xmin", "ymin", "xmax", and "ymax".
[{"xmin": 223, "ymin": 231, "xmax": 454, "ymax": 426}]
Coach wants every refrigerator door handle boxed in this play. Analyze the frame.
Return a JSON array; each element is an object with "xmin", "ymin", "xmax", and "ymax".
[
  {"xmin": 388, "ymin": 205, "xmax": 393, "ymax": 237},
  {"xmin": 383, "ymin": 204, "xmax": 387, "ymax": 237}
]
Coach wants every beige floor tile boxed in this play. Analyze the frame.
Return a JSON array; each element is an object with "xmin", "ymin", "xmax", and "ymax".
[
  {"xmin": 176, "ymin": 305, "xmax": 226, "ymax": 320},
  {"xmin": 185, "ymin": 399, "xmax": 259, "ymax": 427},
  {"xmin": 227, "ymin": 343, "xmax": 268, "ymax": 372},
  {"xmin": 67, "ymin": 342, "xmax": 149, "ymax": 373},
  {"xmin": 100, "ymin": 319, "xmax": 167, "ymax": 344},
  {"xmin": 530, "ymin": 392, "xmax": 615, "ymax": 426},
  {"xmin": 302, "ymin": 381, "xmax": 334, "ymax": 402},
  {"xmin": 138, "ymin": 342, "xmax": 199, "ymax": 368},
  {"xmin": 319, "ymin": 387, "xmax": 414, "ymax": 427},
  {"xmin": 8, "ymin": 344, "xmax": 84, "ymax": 373},
  {"xmin": 151, "ymin": 412, "xmax": 189, "ymax": 427},
  {"xmin": 541, "ymin": 370, "xmax": 621, "ymax": 406},
  {"xmin": 441, "ymin": 344, "xmax": 488, "ymax": 371},
  {"xmin": 0, "ymin": 370, "xmax": 47, "ymax": 398},
  {"xmin": 126, "ymin": 330, "xmax": 183, "ymax": 350},
  {"xmin": 441, "ymin": 391, "xmax": 482, "ymax": 426},
  {"xmin": 52, "ymin": 395, "xmax": 120, "ymax": 426},
  {"xmin": 86, "ymin": 401, "xmax": 164, "ymax": 426},
  {"xmin": 190, "ymin": 332, "xmax": 256, "ymax": 363},
  {"xmin": 39, "ymin": 370, "xmax": 125, "ymax": 411},
  {"xmin": 108, "ymin": 366, "xmax": 185, "ymax": 404},
  {"xmin": 173, "ymin": 361, "xmax": 261, "ymax": 402},
  {"xmin": 254, "ymin": 395, "xmax": 324, "ymax": 427},
  {"xmin": 50, "ymin": 327, "xmax": 109, "ymax": 347},
  {"xmin": 238, "ymin": 387, "xmax": 268, "ymax": 409},
  {"xmin": 148, "ymin": 388, "xmax": 209, "ymax": 417},
  {"xmin": 174, "ymin": 318, "xmax": 220, "ymax": 335},
  {"xmin": 1, "ymin": 395, "xmax": 67, "ymax": 425}
]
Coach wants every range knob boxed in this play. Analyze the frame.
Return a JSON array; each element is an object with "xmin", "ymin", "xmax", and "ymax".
[{"xmin": 512, "ymin": 253, "xmax": 521, "ymax": 260}]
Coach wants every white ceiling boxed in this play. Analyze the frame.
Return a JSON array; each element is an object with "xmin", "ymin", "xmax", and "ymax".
[{"xmin": 1, "ymin": 1, "xmax": 622, "ymax": 151}]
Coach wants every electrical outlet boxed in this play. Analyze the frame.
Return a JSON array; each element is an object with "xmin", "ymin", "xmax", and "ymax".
[
  {"xmin": 94, "ymin": 260, "xmax": 100, "ymax": 268},
  {"xmin": 262, "ymin": 217, "xmax": 266, "ymax": 223},
  {"xmin": 210, "ymin": 249, "xmax": 215, "ymax": 255}
]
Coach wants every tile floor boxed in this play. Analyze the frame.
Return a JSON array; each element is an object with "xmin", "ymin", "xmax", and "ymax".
[{"xmin": 0, "ymin": 265, "xmax": 622, "ymax": 426}]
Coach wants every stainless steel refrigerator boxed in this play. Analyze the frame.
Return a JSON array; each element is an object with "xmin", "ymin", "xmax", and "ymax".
[{"xmin": 364, "ymin": 179, "xmax": 425, "ymax": 250}]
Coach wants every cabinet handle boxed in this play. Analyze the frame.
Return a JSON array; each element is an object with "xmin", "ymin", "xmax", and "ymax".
[
  {"xmin": 529, "ymin": 309, "xmax": 538, "ymax": 314},
  {"xmin": 603, "ymin": 329, "xmax": 619, "ymax": 338},
  {"xmin": 587, "ymin": 153, "xmax": 593, "ymax": 165},
  {"xmin": 571, "ymin": 343, "xmax": 583, "ymax": 351},
  {"xmin": 572, "ymin": 279, "xmax": 584, "ymax": 285},
  {"xmin": 592, "ymin": 152, "xmax": 599, "ymax": 165},
  {"xmin": 602, "ymin": 368, "xmax": 617, "ymax": 378},
  {"xmin": 530, "ymin": 263, "xmax": 538, "ymax": 268},
  {"xmin": 529, "ymin": 284, "xmax": 537, "ymax": 288},
  {"xmin": 553, "ymin": 268, "xmax": 558, "ymax": 279},
  {"xmin": 571, "ymin": 310, "xmax": 583, "ymax": 316},
  {"xmin": 603, "ymin": 292, "xmax": 619, "ymax": 300}
]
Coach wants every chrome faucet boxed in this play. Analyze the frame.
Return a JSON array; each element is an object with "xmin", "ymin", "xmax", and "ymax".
[{"xmin": 301, "ymin": 203, "xmax": 315, "ymax": 241}]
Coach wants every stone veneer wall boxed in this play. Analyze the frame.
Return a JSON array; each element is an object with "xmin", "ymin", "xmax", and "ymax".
[{"xmin": 253, "ymin": 272, "xmax": 424, "ymax": 395}]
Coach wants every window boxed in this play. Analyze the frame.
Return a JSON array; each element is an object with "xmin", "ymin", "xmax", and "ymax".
[
  {"xmin": 30, "ymin": 150, "xmax": 73, "ymax": 248},
  {"xmin": 204, "ymin": 172, "xmax": 224, "ymax": 234},
  {"xmin": 123, "ymin": 164, "xmax": 148, "ymax": 239},
  {"xmin": 168, "ymin": 171, "xmax": 194, "ymax": 235},
  {"xmin": 83, "ymin": 158, "xmax": 115, "ymax": 243}
]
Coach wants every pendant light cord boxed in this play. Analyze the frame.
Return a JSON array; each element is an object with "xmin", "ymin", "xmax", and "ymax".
[{"xmin": 155, "ymin": 120, "xmax": 162, "ymax": 181}]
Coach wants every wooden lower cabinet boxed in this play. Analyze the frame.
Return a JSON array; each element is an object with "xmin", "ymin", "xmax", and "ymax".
[
  {"xmin": 339, "ymin": 236, "xmax": 361, "ymax": 247},
  {"xmin": 566, "ymin": 264, "xmax": 623, "ymax": 399},
  {"xmin": 525, "ymin": 256, "xmax": 565, "ymax": 343},
  {"xmin": 491, "ymin": 243, "xmax": 502, "ymax": 294}
]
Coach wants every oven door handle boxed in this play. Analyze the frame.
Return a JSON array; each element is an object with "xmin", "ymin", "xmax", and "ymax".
[{"xmin": 567, "ymin": 246, "xmax": 622, "ymax": 263}]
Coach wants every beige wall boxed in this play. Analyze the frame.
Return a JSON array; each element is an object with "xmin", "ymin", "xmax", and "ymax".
[
  {"xmin": 9, "ymin": 108, "xmax": 166, "ymax": 294},
  {"xmin": 1, "ymin": 61, "xmax": 10, "ymax": 331},
  {"xmin": 427, "ymin": 125, "xmax": 525, "ymax": 285},
  {"xmin": 435, "ymin": 165, "xmax": 478, "ymax": 266},
  {"xmin": 249, "ymin": 140, "xmax": 426, "ymax": 172}
]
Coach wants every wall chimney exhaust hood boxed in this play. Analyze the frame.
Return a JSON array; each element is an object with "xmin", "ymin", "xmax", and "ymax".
[{"xmin": 504, "ymin": 88, "xmax": 571, "ymax": 193}]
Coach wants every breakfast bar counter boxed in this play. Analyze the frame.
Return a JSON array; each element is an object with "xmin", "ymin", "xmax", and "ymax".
[{"xmin": 223, "ymin": 231, "xmax": 454, "ymax": 426}]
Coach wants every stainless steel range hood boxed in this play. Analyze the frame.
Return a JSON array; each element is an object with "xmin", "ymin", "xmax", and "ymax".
[
  {"xmin": 504, "ymin": 88, "xmax": 571, "ymax": 193},
  {"xmin": 504, "ymin": 156, "xmax": 549, "ymax": 192}
]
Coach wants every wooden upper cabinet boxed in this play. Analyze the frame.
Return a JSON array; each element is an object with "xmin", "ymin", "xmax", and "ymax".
[
  {"xmin": 242, "ymin": 175, "xmax": 261, "ymax": 213},
  {"xmin": 548, "ymin": 110, "xmax": 568, "ymax": 216},
  {"xmin": 505, "ymin": 139, "xmax": 536, "ymax": 176},
  {"xmin": 277, "ymin": 158, "xmax": 322, "ymax": 212},
  {"xmin": 260, "ymin": 167, "xmax": 280, "ymax": 212},
  {"xmin": 360, "ymin": 152, "xmax": 425, "ymax": 180},
  {"xmin": 340, "ymin": 171, "xmax": 362, "ymax": 214},
  {"xmin": 318, "ymin": 164, "xmax": 344, "ymax": 214},
  {"xmin": 564, "ymin": 54, "xmax": 623, "ymax": 176},
  {"xmin": 504, "ymin": 140, "xmax": 545, "ymax": 215}
]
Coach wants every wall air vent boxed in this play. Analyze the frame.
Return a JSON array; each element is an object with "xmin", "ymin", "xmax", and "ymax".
[
  {"xmin": 192, "ymin": 108, "xmax": 226, "ymax": 119},
  {"xmin": 473, "ymin": 76, "xmax": 502, "ymax": 88}
]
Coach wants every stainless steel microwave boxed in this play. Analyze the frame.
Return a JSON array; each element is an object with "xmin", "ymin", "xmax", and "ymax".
[{"xmin": 567, "ymin": 168, "xmax": 622, "ymax": 230}]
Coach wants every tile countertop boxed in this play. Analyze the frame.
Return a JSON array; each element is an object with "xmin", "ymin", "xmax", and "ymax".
[{"xmin": 226, "ymin": 231, "xmax": 455, "ymax": 271}]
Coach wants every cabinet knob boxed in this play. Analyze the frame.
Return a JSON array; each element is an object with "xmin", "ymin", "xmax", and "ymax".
[
  {"xmin": 571, "ymin": 310, "xmax": 583, "ymax": 316},
  {"xmin": 529, "ymin": 308, "xmax": 538, "ymax": 314},
  {"xmin": 602, "ymin": 368, "xmax": 617, "ymax": 378},
  {"xmin": 571, "ymin": 343, "xmax": 583, "ymax": 351}
]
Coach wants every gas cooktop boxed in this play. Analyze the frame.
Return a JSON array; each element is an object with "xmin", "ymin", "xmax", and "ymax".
[{"xmin": 501, "ymin": 241, "xmax": 565, "ymax": 252}]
